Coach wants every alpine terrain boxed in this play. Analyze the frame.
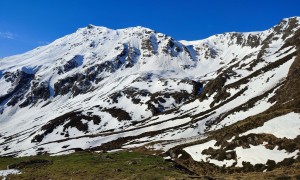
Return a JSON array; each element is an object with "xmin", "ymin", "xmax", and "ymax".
[{"xmin": 0, "ymin": 17, "xmax": 300, "ymax": 177}]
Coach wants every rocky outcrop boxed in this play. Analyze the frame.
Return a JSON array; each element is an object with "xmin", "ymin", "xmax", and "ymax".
[
  {"xmin": 57, "ymin": 55, "xmax": 84, "ymax": 75},
  {"xmin": 0, "ymin": 70, "xmax": 34, "ymax": 107},
  {"xmin": 20, "ymin": 80, "xmax": 50, "ymax": 108},
  {"xmin": 32, "ymin": 111, "xmax": 101, "ymax": 142}
]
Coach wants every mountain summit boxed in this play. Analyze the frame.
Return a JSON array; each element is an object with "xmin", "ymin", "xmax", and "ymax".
[{"xmin": 0, "ymin": 17, "xmax": 300, "ymax": 174}]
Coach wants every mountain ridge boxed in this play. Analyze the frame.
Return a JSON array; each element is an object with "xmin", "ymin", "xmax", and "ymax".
[{"xmin": 0, "ymin": 16, "xmax": 300, "ymax": 176}]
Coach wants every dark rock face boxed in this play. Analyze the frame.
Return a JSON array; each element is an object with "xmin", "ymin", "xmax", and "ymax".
[
  {"xmin": 63, "ymin": 55, "xmax": 84, "ymax": 74},
  {"xmin": 229, "ymin": 32, "xmax": 261, "ymax": 48},
  {"xmin": 90, "ymin": 60, "xmax": 121, "ymax": 74},
  {"xmin": 20, "ymin": 80, "xmax": 50, "ymax": 108},
  {"xmin": 52, "ymin": 44, "xmax": 142, "ymax": 97},
  {"xmin": 125, "ymin": 46, "xmax": 140, "ymax": 68},
  {"xmin": 54, "ymin": 60, "xmax": 121, "ymax": 97},
  {"xmin": 205, "ymin": 47, "xmax": 218, "ymax": 59},
  {"xmin": 32, "ymin": 111, "xmax": 101, "ymax": 142},
  {"xmin": 199, "ymin": 74, "xmax": 228, "ymax": 101},
  {"xmin": 141, "ymin": 38, "xmax": 155, "ymax": 57},
  {"xmin": 246, "ymin": 34, "xmax": 260, "ymax": 48},
  {"xmin": 0, "ymin": 70, "xmax": 34, "ymax": 107},
  {"xmin": 54, "ymin": 73, "xmax": 83, "ymax": 96},
  {"xmin": 56, "ymin": 55, "xmax": 84, "ymax": 75},
  {"xmin": 162, "ymin": 38, "xmax": 182, "ymax": 57},
  {"xmin": 104, "ymin": 107, "xmax": 132, "ymax": 121}
]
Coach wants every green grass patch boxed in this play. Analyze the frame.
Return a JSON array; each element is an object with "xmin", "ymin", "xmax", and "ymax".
[{"xmin": 0, "ymin": 151, "xmax": 191, "ymax": 179}]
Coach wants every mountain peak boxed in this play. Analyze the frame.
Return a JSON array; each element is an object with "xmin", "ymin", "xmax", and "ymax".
[
  {"xmin": 86, "ymin": 24, "xmax": 95, "ymax": 29},
  {"xmin": 79, "ymin": 24, "xmax": 153, "ymax": 32},
  {"xmin": 76, "ymin": 25, "xmax": 113, "ymax": 33},
  {"xmin": 122, "ymin": 26, "xmax": 153, "ymax": 31}
]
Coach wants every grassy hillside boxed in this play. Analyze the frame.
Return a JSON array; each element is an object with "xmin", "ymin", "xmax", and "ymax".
[
  {"xmin": 0, "ymin": 151, "xmax": 192, "ymax": 179},
  {"xmin": 1, "ymin": 150, "xmax": 300, "ymax": 179}
]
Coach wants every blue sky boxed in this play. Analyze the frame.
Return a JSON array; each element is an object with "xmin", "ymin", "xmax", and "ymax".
[{"xmin": 0, "ymin": 0, "xmax": 299, "ymax": 58}]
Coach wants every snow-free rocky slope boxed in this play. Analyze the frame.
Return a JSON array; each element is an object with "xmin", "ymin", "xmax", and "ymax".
[{"xmin": 1, "ymin": 17, "xmax": 300, "ymax": 173}]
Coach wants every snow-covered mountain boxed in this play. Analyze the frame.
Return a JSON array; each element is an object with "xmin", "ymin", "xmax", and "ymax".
[{"xmin": 0, "ymin": 17, "xmax": 300, "ymax": 173}]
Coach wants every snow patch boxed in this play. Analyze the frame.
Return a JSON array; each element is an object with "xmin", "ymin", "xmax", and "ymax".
[
  {"xmin": 235, "ymin": 145, "xmax": 299, "ymax": 167},
  {"xmin": 21, "ymin": 66, "xmax": 39, "ymax": 74},
  {"xmin": 183, "ymin": 140, "xmax": 219, "ymax": 162},
  {"xmin": 241, "ymin": 112, "xmax": 300, "ymax": 139},
  {"xmin": 0, "ymin": 169, "xmax": 21, "ymax": 179}
]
